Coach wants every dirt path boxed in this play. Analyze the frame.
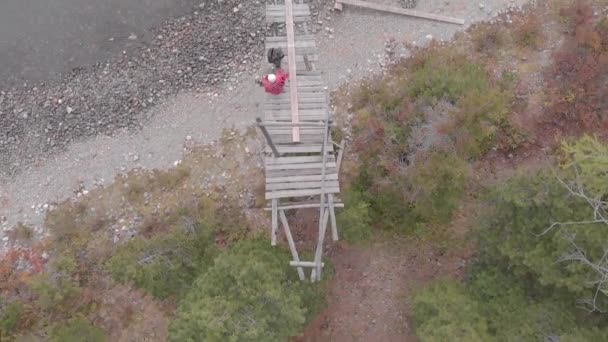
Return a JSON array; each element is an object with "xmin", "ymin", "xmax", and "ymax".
[
  {"xmin": 0, "ymin": 0, "xmax": 526, "ymax": 246},
  {"xmin": 297, "ymin": 238, "xmax": 467, "ymax": 341}
]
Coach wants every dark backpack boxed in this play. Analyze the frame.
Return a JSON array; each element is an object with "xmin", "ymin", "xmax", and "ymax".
[{"xmin": 267, "ymin": 48, "xmax": 284, "ymax": 69}]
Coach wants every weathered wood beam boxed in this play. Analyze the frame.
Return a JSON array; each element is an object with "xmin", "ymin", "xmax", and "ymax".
[
  {"xmin": 284, "ymin": 0, "xmax": 301, "ymax": 142},
  {"xmin": 271, "ymin": 199, "xmax": 278, "ymax": 246},
  {"xmin": 279, "ymin": 210, "xmax": 306, "ymax": 280},
  {"xmin": 336, "ymin": 0, "xmax": 465, "ymax": 25},
  {"xmin": 290, "ymin": 261, "xmax": 325, "ymax": 267},
  {"xmin": 256, "ymin": 117, "xmax": 280, "ymax": 158},
  {"xmin": 258, "ymin": 121, "xmax": 326, "ymax": 128},
  {"xmin": 264, "ymin": 202, "xmax": 344, "ymax": 211},
  {"xmin": 336, "ymin": 139, "xmax": 346, "ymax": 173},
  {"xmin": 328, "ymin": 194, "xmax": 339, "ymax": 241}
]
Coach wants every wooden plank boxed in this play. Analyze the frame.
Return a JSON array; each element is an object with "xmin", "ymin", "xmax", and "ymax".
[
  {"xmin": 266, "ymin": 123, "xmax": 325, "ymax": 128},
  {"xmin": 266, "ymin": 109, "xmax": 326, "ymax": 117},
  {"xmin": 336, "ymin": 139, "xmax": 345, "ymax": 173},
  {"xmin": 269, "ymin": 92, "xmax": 326, "ymax": 100},
  {"xmin": 266, "ymin": 173, "xmax": 339, "ymax": 184},
  {"xmin": 265, "ymin": 187, "xmax": 340, "ymax": 200},
  {"xmin": 266, "ymin": 15, "xmax": 311, "ymax": 23},
  {"xmin": 295, "ymin": 54, "xmax": 319, "ymax": 62},
  {"xmin": 266, "ymin": 161, "xmax": 337, "ymax": 171},
  {"xmin": 328, "ymin": 194, "xmax": 339, "ymax": 241},
  {"xmin": 282, "ymin": 86, "xmax": 325, "ymax": 93},
  {"xmin": 265, "ymin": 39, "xmax": 316, "ymax": 49},
  {"xmin": 267, "ymin": 97, "xmax": 326, "ymax": 104},
  {"xmin": 266, "ymin": 180, "xmax": 340, "ymax": 191},
  {"xmin": 270, "ymin": 137, "xmax": 325, "ymax": 145},
  {"xmin": 262, "ymin": 121, "xmax": 325, "ymax": 128},
  {"xmin": 284, "ymin": 0, "xmax": 300, "ymax": 142},
  {"xmin": 265, "ymin": 44, "xmax": 317, "ymax": 55},
  {"xmin": 266, "ymin": 116, "xmax": 326, "ymax": 122},
  {"xmin": 290, "ymin": 261, "xmax": 325, "ymax": 267},
  {"xmin": 265, "ymin": 103, "xmax": 327, "ymax": 111},
  {"xmin": 279, "ymin": 210, "xmax": 306, "ymax": 280},
  {"xmin": 313, "ymin": 116, "xmax": 331, "ymax": 281},
  {"xmin": 265, "ymin": 145, "xmax": 324, "ymax": 154},
  {"xmin": 336, "ymin": 0, "xmax": 465, "ymax": 25},
  {"xmin": 266, "ymin": 8, "xmax": 310, "ymax": 16},
  {"xmin": 268, "ymin": 130, "xmax": 325, "ymax": 138},
  {"xmin": 266, "ymin": 4, "xmax": 310, "ymax": 11},
  {"xmin": 271, "ymin": 199, "xmax": 278, "ymax": 246},
  {"xmin": 265, "ymin": 35, "xmax": 315, "ymax": 43},
  {"xmin": 264, "ymin": 202, "xmax": 344, "ymax": 211},
  {"xmin": 268, "ymin": 91, "xmax": 325, "ymax": 100},
  {"xmin": 312, "ymin": 209, "xmax": 330, "ymax": 281},
  {"xmin": 288, "ymin": 78, "xmax": 324, "ymax": 85},
  {"xmin": 266, "ymin": 155, "xmax": 334, "ymax": 165},
  {"xmin": 265, "ymin": 117, "xmax": 326, "ymax": 123},
  {"xmin": 266, "ymin": 9, "xmax": 310, "ymax": 16},
  {"xmin": 267, "ymin": 167, "xmax": 338, "ymax": 178},
  {"xmin": 268, "ymin": 130, "xmax": 325, "ymax": 137}
]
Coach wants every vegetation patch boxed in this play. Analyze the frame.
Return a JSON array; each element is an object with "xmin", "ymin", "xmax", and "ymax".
[
  {"xmin": 412, "ymin": 136, "xmax": 608, "ymax": 340},
  {"xmin": 169, "ymin": 238, "xmax": 325, "ymax": 341},
  {"xmin": 547, "ymin": 0, "xmax": 608, "ymax": 133}
]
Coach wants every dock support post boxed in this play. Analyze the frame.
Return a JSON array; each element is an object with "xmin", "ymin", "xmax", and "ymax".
[{"xmin": 279, "ymin": 209, "xmax": 306, "ymax": 280}]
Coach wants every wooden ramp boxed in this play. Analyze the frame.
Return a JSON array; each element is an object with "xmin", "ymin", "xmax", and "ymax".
[{"xmin": 257, "ymin": 0, "xmax": 343, "ymax": 282}]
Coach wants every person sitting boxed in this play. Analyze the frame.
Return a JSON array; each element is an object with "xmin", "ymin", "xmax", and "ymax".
[{"xmin": 258, "ymin": 68, "xmax": 289, "ymax": 95}]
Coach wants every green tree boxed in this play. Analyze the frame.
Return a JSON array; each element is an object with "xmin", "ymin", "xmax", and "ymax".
[
  {"xmin": 413, "ymin": 136, "xmax": 608, "ymax": 340},
  {"xmin": 408, "ymin": 150, "xmax": 468, "ymax": 224},
  {"xmin": 169, "ymin": 239, "xmax": 314, "ymax": 342},
  {"xmin": 0, "ymin": 302, "xmax": 23, "ymax": 336},
  {"xmin": 50, "ymin": 317, "xmax": 106, "ymax": 342},
  {"xmin": 336, "ymin": 191, "xmax": 373, "ymax": 243}
]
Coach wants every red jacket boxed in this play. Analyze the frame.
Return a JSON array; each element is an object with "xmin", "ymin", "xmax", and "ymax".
[{"xmin": 261, "ymin": 69, "xmax": 289, "ymax": 95}]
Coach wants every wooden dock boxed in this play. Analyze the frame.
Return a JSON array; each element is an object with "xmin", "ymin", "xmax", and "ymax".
[{"xmin": 257, "ymin": 0, "xmax": 343, "ymax": 282}]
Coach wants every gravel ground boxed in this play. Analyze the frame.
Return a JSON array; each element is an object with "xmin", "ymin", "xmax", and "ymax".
[
  {"xmin": 0, "ymin": 0, "xmax": 527, "ymax": 247},
  {"xmin": 0, "ymin": 0, "xmax": 266, "ymax": 178}
]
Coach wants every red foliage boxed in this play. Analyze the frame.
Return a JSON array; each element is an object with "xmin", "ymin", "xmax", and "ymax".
[
  {"xmin": 0, "ymin": 245, "xmax": 47, "ymax": 300},
  {"xmin": 546, "ymin": 1, "xmax": 608, "ymax": 134},
  {"xmin": 559, "ymin": 0, "xmax": 594, "ymax": 28}
]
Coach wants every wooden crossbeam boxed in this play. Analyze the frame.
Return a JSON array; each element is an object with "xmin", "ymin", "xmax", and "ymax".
[
  {"xmin": 290, "ymin": 261, "xmax": 325, "ymax": 267},
  {"xmin": 264, "ymin": 202, "xmax": 344, "ymax": 211},
  {"xmin": 336, "ymin": 0, "xmax": 465, "ymax": 25},
  {"xmin": 284, "ymin": 0, "xmax": 300, "ymax": 142}
]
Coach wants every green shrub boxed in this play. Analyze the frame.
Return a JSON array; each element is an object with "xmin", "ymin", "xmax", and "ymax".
[
  {"xmin": 471, "ymin": 24, "xmax": 506, "ymax": 54},
  {"xmin": 408, "ymin": 150, "xmax": 468, "ymax": 224},
  {"xmin": 29, "ymin": 256, "xmax": 81, "ymax": 314},
  {"xmin": 413, "ymin": 269, "xmax": 594, "ymax": 341},
  {"xmin": 408, "ymin": 51, "xmax": 489, "ymax": 105},
  {"xmin": 106, "ymin": 197, "xmax": 249, "ymax": 299},
  {"xmin": 169, "ymin": 239, "xmax": 320, "ymax": 341},
  {"xmin": 336, "ymin": 191, "xmax": 373, "ymax": 243},
  {"xmin": 0, "ymin": 302, "xmax": 23, "ymax": 335},
  {"xmin": 446, "ymin": 88, "xmax": 511, "ymax": 158},
  {"xmin": 106, "ymin": 222, "xmax": 216, "ymax": 299},
  {"xmin": 50, "ymin": 317, "xmax": 106, "ymax": 342},
  {"xmin": 413, "ymin": 281, "xmax": 491, "ymax": 341},
  {"xmin": 514, "ymin": 13, "xmax": 543, "ymax": 48},
  {"xmin": 477, "ymin": 170, "xmax": 607, "ymax": 299}
]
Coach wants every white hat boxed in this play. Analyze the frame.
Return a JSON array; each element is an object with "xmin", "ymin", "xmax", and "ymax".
[{"xmin": 267, "ymin": 74, "xmax": 277, "ymax": 83}]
